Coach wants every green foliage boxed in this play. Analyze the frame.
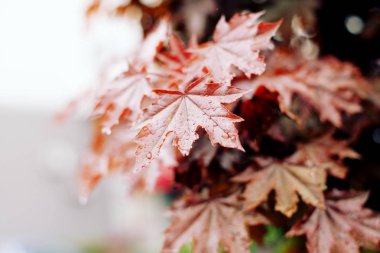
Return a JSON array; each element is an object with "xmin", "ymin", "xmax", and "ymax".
[
  {"xmin": 251, "ymin": 225, "xmax": 300, "ymax": 253},
  {"xmin": 179, "ymin": 242, "xmax": 192, "ymax": 253},
  {"xmin": 178, "ymin": 242, "xmax": 226, "ymax": 253},
  {"xmin": 81, "ymin": 243, "xmax": 106, "ymax": 253},
  {"xmin": 249, "ymin": 241, "xmax": 259, "ymax": 253}
]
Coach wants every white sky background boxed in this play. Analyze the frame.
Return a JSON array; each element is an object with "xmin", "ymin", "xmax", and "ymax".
[
  {"xmin": 0, "ymin": 0, "xmax": 142, "ymax": 112},
  {"xmin": 0, "ymin": 2, "xmax": 167, "ymax": 251}
]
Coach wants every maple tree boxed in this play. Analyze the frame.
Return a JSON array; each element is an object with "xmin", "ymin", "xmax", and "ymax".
[{"xmin": 67, "ymin": 2, "xmax": 380, "ymax": 252}]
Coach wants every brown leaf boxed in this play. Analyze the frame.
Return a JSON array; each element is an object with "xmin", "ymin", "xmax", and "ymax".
[
  {"xmin": 233, "ymin": 158, "xmax": 326, "ymax": 217},
  {"xmin": 287, "ymin": 189, "xmax": 380, "ymax": 253},
  {"xmin": 287, "ymin": 134, "xmax": 360, "ymax": 179},
  {"xmin": 163, "ymin": 194, "xmax": 265, "ymax": 253}
]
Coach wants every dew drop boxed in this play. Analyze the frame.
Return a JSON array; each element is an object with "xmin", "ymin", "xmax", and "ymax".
[
  {"xmin": 101, "ymin": 127, "xmax": 112, "ymax": 135},
  {"xmin": 230, "ymin": 135, "xmax": 237, "ymax": 142},
  {"xmin": 146, "ymin": 152, "xmax": 152, "ymax": 159},
  {"xmin": 134, "ymin": 166, "xmax": 143, "ymax": 173},
  {"xmin": 222, "ymin": 132, "xmax": 229, "ymax": 139}
]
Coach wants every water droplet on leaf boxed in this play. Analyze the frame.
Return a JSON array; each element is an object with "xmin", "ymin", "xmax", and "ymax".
[{"xmin": 101, "ymin": 127, "xmax": 112, "ymax": 135}]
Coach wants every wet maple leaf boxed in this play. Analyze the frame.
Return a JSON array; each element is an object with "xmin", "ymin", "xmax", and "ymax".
[
  {"xmin": 162, "ymin": 194, "xmax": 267, "ymax": 253},
  {"xmin": 90, "ymin": 18, "xmax": 169, "ymax": 131},
  {"xmin": 287, "ymin": 134, "xmax": 360, "ymax": 179},
  {"xmin": 287, "ymin": 189, "xmax": 380, "ymax": 253},
  {"xmin": 134, "ymin": 75, "xmax": 247, "ymax": 172},
  {"xmin": 233, "ymin": 158, "xmax": 326, "ymax": 217},
  {"xmin": 188, "ymin": 12, "xmax": 281, "ymax": 84},
  {"xmin": 244, "ymin": 51, "xmax": 371, "ymax": 127}
]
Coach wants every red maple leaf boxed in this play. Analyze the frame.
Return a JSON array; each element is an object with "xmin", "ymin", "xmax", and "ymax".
[
  {"xmin": 188, "ymin": 12, "xmax": 281, "ymax": 84},
  {"xmin": 153, "ymin": 33, "xmax": 192, "ymax": 89},
  {"xmin": 90, "ymin": 18, "xmax": 170, "ymax": 131},
  {"xmin": 240, "ymin": 51, "xmax": 372, "ymax": 127},
  {"xmin": 91, "ymin": 67, "xmax": 152, "ymax": 132},
  {"xmin": 134, "ymin": 75, "xmax": 248, "ymax": 172}
]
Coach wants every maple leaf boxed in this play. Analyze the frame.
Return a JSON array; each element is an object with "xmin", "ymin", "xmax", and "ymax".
[
  {"xmin": 188, "ymin": 12, "xmax": 281, "ymax": 84},
  {"xmin": 233, "ymin": 158, "xmax": 327, "ymax": 217},
  {"xmin": 242, "ymin": 51, "xmax": 372, "ymax": 127},
  {"xmin": 91, "ymin": 67, "xmax": 152, "ymax": 132},
  {"xmin": 287, "ymin": 134, "xmax": 360, "ymax": 179},
  {"xmin": 134, "ymin": 75, "xmax": 248, "ymax": 172},
  {"xmin": 184, "ymin": 135, "xmax": 218, "ymax": 169},
  {"xmin": 287, "ymin": 189, "xmax": 380, "ymax": 253},
  {"xmin": 156, "ymin": 34, "xmax": 191, "ymax": 72},
  {"xmin": 153, "ymin": 34, "xmax": 192, "ymax": 89},
  {"xmin": 162, "ymin": 194, "xmax": 266, "ymax": 253},
  {"xmin": 90, "ymin": 18, "xmax": 169, "ymax": 131}
]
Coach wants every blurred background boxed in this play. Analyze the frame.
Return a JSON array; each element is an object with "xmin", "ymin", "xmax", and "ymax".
[
  {"xmin": 0, "ymin": 0, "xmax": 379, "ymax": 252},
  {"xmin": 0, "ymin": 0, "xmax": 166, "ymax": 252}
]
